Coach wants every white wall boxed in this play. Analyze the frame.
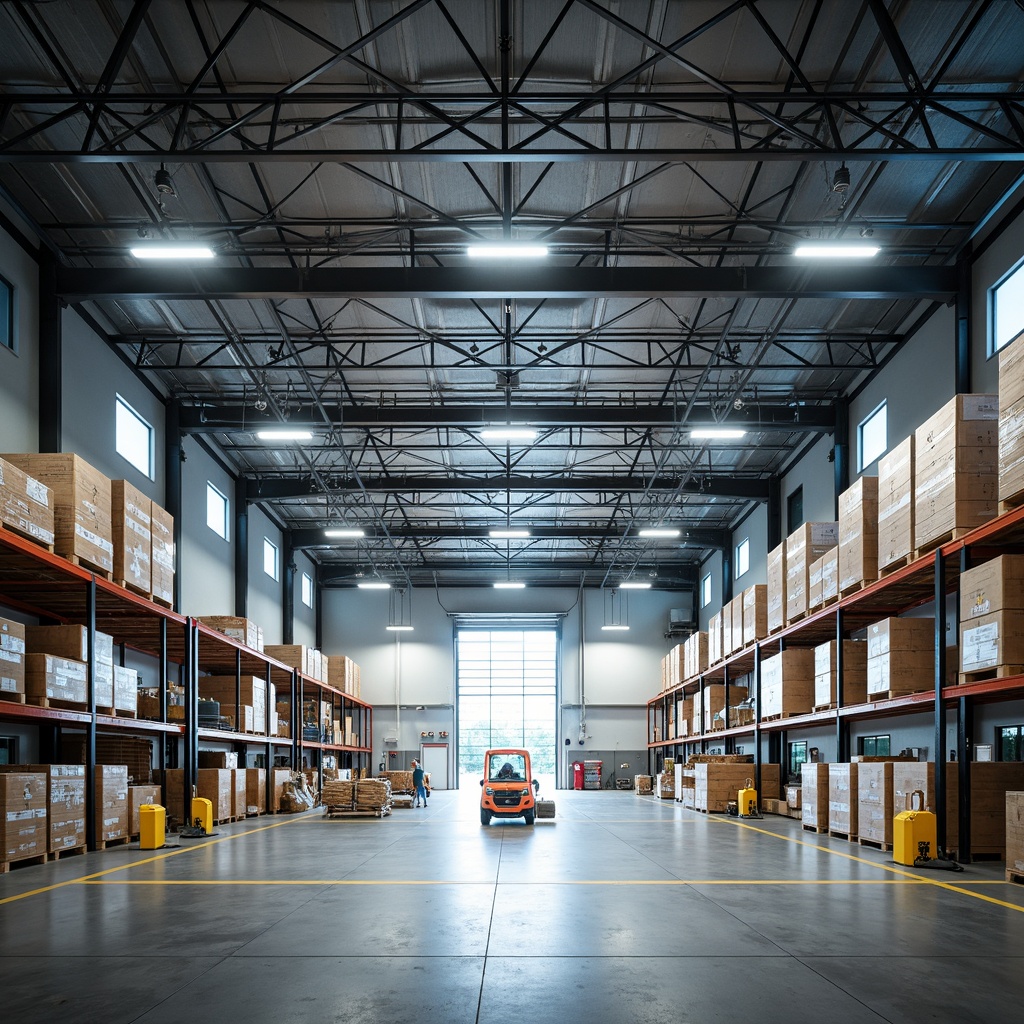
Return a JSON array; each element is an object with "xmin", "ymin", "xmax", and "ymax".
[
  {"xmin": 0, "ymin": 218, "xmax": 39, "ymax": 451},
  {"xmin": 247, "ymin": 504, "xmax": 284, "ymax": 644},
  {"xmin": 697, "ymin": 550, "xmax": 724, "ymax": 630},
  {"xmin": 782, "ymin": 434, "xmax": 837, "ymax": 525},
  {"xmin": 732, "ymin": 503, "xmax": 768, "ymax": 587},
  {"xmin": 292, "ymin": 550, "xmax": 318, "ymax": 647}
]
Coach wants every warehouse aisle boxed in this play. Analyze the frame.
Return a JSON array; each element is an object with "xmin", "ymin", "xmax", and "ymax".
[{"xmin": 1, "ymin": 789, "xmax": 1022, "ymax": 1023}]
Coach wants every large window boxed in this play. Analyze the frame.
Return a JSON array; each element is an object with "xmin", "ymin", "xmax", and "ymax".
[
  {"xmin": 858, "ymin": 401, "xmax": 887, "ymax": 471},
  {"xmin": 263, "ymin": 538, "xmax": 279, "ymax": 581},
  {"xmin": 301, "ymin": 571, "xmax": 313, "ymax": 608},
  {"xmin": 735, "ymin": 538, "xmax": 749, "ymax": 579},
  {"xmin": 115, "ymin": 395, "xmax": 153, "ymax": 478},
  {"xmin": 992, "ymin": 259, "xmax": 1024, "ymax": 354},
  {"xmin": 859, "ymin": 734, "xmax": 891, "ymax": 757},
  {"xmin": 700, "ymin": 572, "xmax": 712, "ymax": 609},
  {"xmin": 788, "ymin": 740, "xmax": 808, "ymax": 780},
  {"xmin": 206, "ymin": 483, "xmax": 229, "ymax": 539},
  {"xmin": 788, "ymin": 486, "xmax": 803, "ymax": 532},
  {"xmin": 0, "ymin": 273, "xmax": 13, "ymax": 352},
  {"xmin": 456, "ymin": 629, "xmax": 557, "ymax": 786},
  {"xmin": 997, "ymin": 724, "xmax": 1024, "ymax": 760}
]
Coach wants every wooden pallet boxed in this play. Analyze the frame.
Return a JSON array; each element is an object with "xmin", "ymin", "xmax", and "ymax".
[
  {"xmin": 323, "ymin": 804, "xmax": 391, "ymax": 819},
  {"xmin": 868, "ymin": 688, "xmax": 929, "ymax": 702},
  {"xmin": 802, "ymin": 823, "xmax": 827, "ymax": 835},
  {"xmin": 0, "ymin": 852, "xmax": 48, "ymax": 874},
  {"xmin": 821, "ymin": 593, "xmax": 840, "ymax": 608},
  {"xmin": 97, "ymin": 706, "xmax": 138, "ymax": 720},
  {"xmin": 858, "ymin": 836, "xmax": 893, "ymax": 852},
  {"xmin": 1006, "ymin": 869, "xmax": 1024, "ymax": 884},
  {"xmin": 879, "ymin": 554, "xmax": 914, "ymax": 578},
  {"xmin": 26, "ymin": 695, "xmax": 87, "ymax": 712},
  {"xmin": 116, "ymin": 579, "xmax": 152, "ymax": 600},
  {"xmin": 998, "ymin": 488, "xmax": 1024, "ymax": 515},
  {"xmin": 0, "ymin": 521, "xmax": 55, "ymax": 552},
  {"xmin": 914, "ymin": 528, "xmax": 971, "ymax": 559},
  {"xmin": 49, "ymin": 844, "xmax": 87, "ymax": 861},
  {"xmin": 813, "ymin": 702, "xmax": 838, "ymax": 713},
  {"xmin": 65, "ymin": 553, "xmax": 114, "ymax": 580},
  {"xmin": 959, "ymin": 665, "xmax": 1024, "ymax": 685},
  {"xmin": 151, "ymin": 594, "xmax": 174, "ymax": 610},
  {"xmin": 786, "ymin": 610, "xmax": 809, "ymax": 626},
  {"xmin": 828, "ymin": 829, "xmax": 857, "ymax": 842},
  {"xmin": 95, "ymin": 835, "xmax": 130, "ymax": 850},
  {"xmin": 761, "ymin": 711, "xmax": 805, "ymax": 722},
  {"xmin": 0, "ymin": 692, "xmax": 27, "ymax": 705},
  {"xmin": 839, "ymin": 578, "xmax": 874, "ymax": 598}
]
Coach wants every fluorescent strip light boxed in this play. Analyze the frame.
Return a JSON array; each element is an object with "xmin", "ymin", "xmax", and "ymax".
[
  {"xmin": 386, "ymin": 625, "xmax": 414, "ymax": 632},
  {"xmin": 601, "ymin": 624, "xmax": 630, "ymax": 631},
  {"xmin": 793, "ymin": 244, "xmax": 879, "ymax": 258},
  {"xmin": 256, "ymin": 429, "xmax": 313, "ymax": 441},
  {"xmin": 494, "ymin": 581, "xmax": 526, "ymax": 589},
  {"xmin": 324, "ymin": 528, "xmax": 365, "ymax": 539},
  {"xmin": 466, "ymin": 244, "xmax": 549, "ymax": 259},
  {"xmin": 480, "ymin": 427, "xmax": 538, "ymax": 441},
  {"xmin": 690, "ymin": 428, "xmax": 747, "ymax": 440},
  {"xmin": 489, "ymin": 529, "xmax": 531, "ymax": 539},
  {"xmin": 130, "ymin": 245, "xmax": 215, "ymax": 259},
  {"xmin": 619, "ymin": 581, "xmax": 652, "ymax": 589},
  {"xmin": 356, "ymin": 581, "xmax": 391, "ymax": 590},
  {"xmin": 638, "ymin": 528, "xmax": 681, "ymax": 538}
]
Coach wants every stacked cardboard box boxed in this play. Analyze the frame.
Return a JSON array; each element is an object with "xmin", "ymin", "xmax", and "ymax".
[
  {"xmin": 0, "ymin": 455, "xmax": 55, "ymax": 548},
  {"xmin": 742, "ymin": 585, "xmax": 767, "ymax": 647},
  {"xmin": 1007, "ymin": 792, "xmax": 1024, "ymax": 877},
  {"xmin": 149, "ymin": 500, "xmax": 174, "ymax": 606},
  {"xmin": 198, "ymin": 675, "xmax": 268, "ymax": 733},
  {"xmin": 127, "ymin": 784, "xmax": 162, "ymax": 837},
  {"xmin": 729, "ymin": 594, "xmax": 746, "ymax": 655},
  {"xmin": 959, "ymin": 554, "xmax": 1024, "ymax": 676},
  {"xmin": 707, "ymin": 611, "xmax": 723, "ymax": 665},
  {"xmin": 813, "ymin": 640, "xmax": 868, "ymax": 710},
  {"xmin": 0, "ymin": 771, "xmax": 47, "ymax": 865},
  {"xmin": 232, "ymin": 769, "xmax": 248, "ymax": 820},
  {"xmin": 25, "ymin": 654, "xmax": 88, "ymax": 705},
  {"xmin": 693, "ymin": 684, "xmax": 725, "ymax": 735},
  {"xmin": 634, "ymin": 775, "xmax": 653, "ymax": 795},
  {"xmin": 656, "ymin": 771, "xmax": 675, "ymax": 799},
  {"xmin": 838, "ymin": 476, "xmax": 878, "ymax": 594},
  {"xmin": 0, "ymin": 616, "xmax": 26, "ymax": 700},
  {"xmin": 766, "ymin": 543, "xmax": 786, "ymax": 633},
  {"xmin": 828, "ymin": 763, "xmax": 858, "ymax": 837},
  {"xmin": 327, "ymin": 655, "xmax": 361, "ymax": 698},
  {"xmin": 877, "ymin": 436, "xmax": 915, "ymax": 573},
  {"xmin": 111, "ymin": 479, "xmax": 151, "ymax": 594},
  {"xmin": 676, "ymin": 696, "xmax": 692, "ymax": 738},
  {"xmin": 95, "ymin": 765, "xmax": 129, "ymax": 843},
  {"xmin": 821, "ymin": 546, "xmax": 839, "ymax": 604},
  {"xmin": 857, "ymin": 762, "xmax": 897, "ymax": 847},
  {"xmin": 1, "ymin": 453, "xmax": 114, "ymax": 574},
  {"xmin": 809, "ymin": 555, "xmax": 825, "ymax": 612},
  {"xmin": 786, "ymin": 785, "xmax": 802, "ymax": 813},
  {"xmin": 661, "ymin": 643, "xmax": 683, "ymax": 690},
  {"xmin": 998, "ymin": 335, "xmax": 1024, "ymax": 507},
  {"xmin": 684, "ymin": 631, "xmax": 708, "ymax": 681},
  {"xmin": 693, "ymin": 763, "xmax": 780, "ymax": 812},
  {"xmin": 0, "ymin": 764, "xmax": 85, "ymax": 853},
  {"xmin": 246, "ymin": 767, "xmax": 268, "ymax": 815},
  {"xmin": 26, "ymin": 625, "xmax": 113, "ymax": 704},
  {"xmin": 270, "ymin": 768, "xmax": 292, "ymax": 812},
  {"xmin": 866, "ymin": 617, "xmax": 934, "ymax": 699},
  {"xmin": 111, "ymin": 665, "xmax": 138, "ymax": 715},
  {"xmin": 197, "ymin": 616, "xmax": 264, "ymax": 651},
  {"xmin": 265, "ymin": 643, "xmax": 328, "ymax": 681},
  {"xmin": 62, "ymin": 735, "xmax": 153, "ymax": 785},
  {"xmin": 801, "ymin": 762, "xmax": 829, "ymax": 831},
  {"xmin": 915, "ymin": 393, "xmax": 998, "ymax": 551},
  {"xmin": 761, "ymin": 649, "xmax": 814, "ymax": 719},
  {"xmin": 786, "ymin": 523, "xmax": 839, "ymax": 624}
]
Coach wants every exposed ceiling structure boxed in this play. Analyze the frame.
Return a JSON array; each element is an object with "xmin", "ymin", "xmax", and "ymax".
[{"xmin": 1, "ymin": 0, "xmax": 1023, "ymax": 591}]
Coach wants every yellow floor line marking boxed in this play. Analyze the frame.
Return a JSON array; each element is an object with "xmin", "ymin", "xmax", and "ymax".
[
  {"xmin": 79, "ymin": 877, "xmax": 944, "ymax": 887},
  {"xmin": 712, "ymin": 816, "xmax": 1024, "ymax": 913},
  {"xmin": 0, "ymin": 816, "xmax": 304, "ymax": 907}
]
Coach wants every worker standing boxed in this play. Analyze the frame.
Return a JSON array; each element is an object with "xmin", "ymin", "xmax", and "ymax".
[{"xmin": 412, "ymin": 760, "xmax": 428, "ymax": 808}]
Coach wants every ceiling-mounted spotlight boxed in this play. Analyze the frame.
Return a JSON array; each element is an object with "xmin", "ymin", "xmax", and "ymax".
[
  {"xmin": 154, "ymin": 163, "xmax": 175, "ymax": 197},
  {"xmin": 832, "ymin": 164, "xmax": 851, "ymax": 193}
]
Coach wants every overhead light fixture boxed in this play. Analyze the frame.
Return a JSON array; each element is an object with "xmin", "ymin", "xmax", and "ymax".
[
  {"xmin": 324, "ymin": 528, "xmax": 365, "ymax": 539},
  {"xmin": 130, "ymin": 244, "xmax": 215, "ymax": 259},
  {"xmin": 831, "ymin": 164, "xmax": 851, "ymax": 193},
  {"xmin": 480, "ymin": 427, "xmax": 538, "ymax": 442},
  {"xmin": 466, "ymin": 244, "xmax": 549, "ymax": 259},
  {"xmin": 255, "ymin": 429, "xmax": 313, "ymax": 441},
  {"xmin": 154, "ymin": 163, "xmax": 175, "ymax": 196},
  {"xmin": 601, "ymin": 624, "xmax": 631, "ymax": 631},
  {"xmin": 489, "ymin": 529, "xmax": 531, "ymax": 539},
  {"xmin": 385, "ymin": 624, "xmax": 414, "ymax": 632},
  {"xmin": 793, "ymin": 243, "xmax": 879, "ymax": 258},
  {"xmin": 387, "ymin": 587, "xmax": 414, "ymax": 631},
  {"xmin": 619, "ymin": 581, "xmax": 652, "ymax": 589},
  {"xmin": 602, "ymin": 588, "xmax": 630, "ymax": 631},
  {"xmin": 638, "ymin": 528, "xmax": 681, "ymax": 538},
  {"xmin": 494, "ymin": 581, "xmax": 526, "ymax": 589},
  {"xmin": 357, "ymin": 581, "xmax": 390, "ymax": 590},
  {"xmin": 690, "ymin": 428, "xmax": 747, "ymax": 440}
]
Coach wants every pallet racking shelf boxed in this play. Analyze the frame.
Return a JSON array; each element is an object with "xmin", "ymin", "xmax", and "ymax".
[{"xmin": 0, "ymin": 526, "xmax": 373, "ymax": 851}]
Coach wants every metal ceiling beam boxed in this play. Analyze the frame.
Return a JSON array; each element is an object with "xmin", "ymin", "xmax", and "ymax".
[
  {"xmin": 289, "ymin": 526, "xmax": 728, "ymax": 548},
  {"xmin": 246, "ymin": 475, "xmax": 769, "ymax": 500},
  {"xmin": 55, "ymin": 265, "xmax": 957, "ymax": 301},
  {"xmin": 180, "ymin": 402, "xmax": 833, "ymax": 433},
  {"xmin": 317, "ymin": 564, "xmax": 700, "ymax": 587}
]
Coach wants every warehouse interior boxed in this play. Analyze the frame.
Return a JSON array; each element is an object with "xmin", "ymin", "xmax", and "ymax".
[{"xmin": 2, "ymin": 1, "xmax": 1024, "ymax": 1021}]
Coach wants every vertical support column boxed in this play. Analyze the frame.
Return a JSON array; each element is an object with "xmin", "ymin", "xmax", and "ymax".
[
  {"xmin": 157, "ymin": 616, "xmax": 168, "ymax": 777},
  {"xmin": 38, "ymin": 253, "xmax": 62, "ymax": 454},
  {"xmin": 753, "ymin": 644, "xmax": 762, "ymax": 795},
  {"xmin": 833, "ymin": 398, "xmax": 850, "ymax": 522},
  {"xmin": 836, "ymin": 608, "xmax": 849, "ymax": 762},
  {"xmin": 235, "ymin": 648, "xmax": 242, "ymax": 736},
  {"xmin": 955, "ymin": 258, "xmax": 971, "ymax": 395},
  {"xmin": 315, "ymin": 570, "xmax": 324, "ymax": 651},
  {"xmin": 164, "ymin": 399, "xmax": 183, "ymax": 612},
  {"xmin": 723, "ymin": 664, "xmax": 731, "ymax": 754},
  {"xmin": 957, "ymin": 696, "xmax": 973, "ymax": 863},
  {"xmin": 282, "ymin": 534, "xmax": 295, "ymax": 645},
  {"xmin": 721, "ymin": 552, "xmax": 733, "ymax": 605},
  {"xmin": 234, "ymin": 476, "xmax": 248, "ymax": 618},
  {"xmin": 84, "ymin": 578, "xmax": 97, "ymax": 851},
  {"xmin": 934, "ymin": 548, "xmax": 947, "ymax": 852},
  {"xmin": 182, "ymin": 619, "xmax": 197, "ymax": 812},
  {"xmin": 767, "ymin": 476, "xmax": 783, "ymax": 551},
  {"xmin": 292, "ymin": 668, "xmax": 301, "ymax": 771}
]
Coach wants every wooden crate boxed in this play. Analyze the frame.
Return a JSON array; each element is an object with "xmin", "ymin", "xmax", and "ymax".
[
  {"xmin": 838, "ymin": 475, "xmax": 878, "ymax": 593},
  {"xmin": 708, "ymin": 611, "xmax": 723, "ymax": 664},
  {"xmin": 961, "ymin": 609, "xmax": 1024, "ymax": 676},
  {"xmin": 813, "ymin": 640, "xmax": 868, "ymax": 709},
  {"xmin": 761, "ymin": 648, "xmax": 814, "ymax": 718},
  {"xmin": 128, "ymin": 784, "xmax": 162, "ymax": 838},
  {"xmin": 684, "ymin": 631, "xmax": 708, "ymax": 681},
  {"xmin": 828, "ymin": 763, "xmax": 858, "ymax": 837},
  {"xmin": 95, "ymin": 765, "xmax": 129, "ymax": 843},
  {"xmin": 821, "ymin": 546, "xmax": 839, "ymax": 604},
  {"xmin": 800, "ymin": 762, "xmax": 829, "ymax": 831},
  {"xmin": 245, "ymin": 767, "xmax": 267, "ymax": 815},
  {"xmin": 232, "ymin": 769, "xmax": 247, "ymax": 820},
  {"xmin": 693, "ymin": 683, "xmax": 725, "ymax": 734},
  {"xmin": 809, "ymin": 554, "xmax": 825, "ymax": 611}
]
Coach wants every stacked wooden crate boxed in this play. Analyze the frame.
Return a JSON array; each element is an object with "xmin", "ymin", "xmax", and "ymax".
[
  {"xmin": 914, "ymin": 393, "xmax": 998, "ymax": 553},
  {"xmin": 760, "ymin": 649, "xmax": 814, "ymax": 719},
  {"xmin": 197, "ymin": 615, "xmax": 264, "ymax": 651},
  {"xmin": 813, "ymin": 640, "xmax": 868, "ymax": 711},
  {"xmin": 959, "ymin": 554, "xmax": 1024, "ymax": 680},
  {"xmin": 786, "ymin": 523, "xmax": 839, "ymax": 624},
  {"xmin": 838, "ymin": 476, "xmax": 878, "ymax": 596},
  {"xmin": 866, "ymin": 617, "xmax": 934, "ymax": 700}
]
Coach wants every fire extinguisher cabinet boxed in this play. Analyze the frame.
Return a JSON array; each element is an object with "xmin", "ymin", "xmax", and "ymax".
[{"xmin": 572, "ymin": 761, "xmax": 585, "ymax": 790}]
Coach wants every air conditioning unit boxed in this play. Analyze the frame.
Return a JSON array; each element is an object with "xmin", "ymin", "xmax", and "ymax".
[{"xmin": 384, "ymin": 735, "xmax": 398, "ymax": 745}]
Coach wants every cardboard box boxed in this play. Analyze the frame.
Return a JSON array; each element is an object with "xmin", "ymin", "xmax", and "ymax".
[
  {"xmin": 149, "ymin": 499, "xmax": 175, "ymax": 605},
  {"xmin": 761, "ymin": 648, "xmax": 814, "ymax": 718},
  {"xmin": 0, "ymin": 764, "xmax": 85, "ymax": 852},
  {"xmin": 25, "ymin": 625, "xmax": 114, "ymax": 703},
  {"xmin": 742, "ymin": 585, "xmax": 767, "ymax": 647},
  {"xmin": 197, "ymin": 616, "xmax": 263, "ymax": 652},
  {"xmin": 767, "ymin": 543, "xmax": 786, "ymax": 634},
  {"xmin": 198, "ymin": 675, "xmax": 268, "ymax": 730},
  {"xmin": 111, "ymin": 479, "xmax": 151, "ymax": 593},
  {"xmin": 960, "ymin": 609, "xmax": 1024, "ymax": 674},
  {"xmin": 128, "ymin": 784, "xmax": 162, "ymax": 837},
  {"xmin": 265, "ymin": 644, "xmax": 309, "ymax": 675},
  {"xmin": 232, "ymin": 768, "xmax": 247, "ymax": 819},
  {"xmin": 786, "ymin": 523, "xmax": 838, "ymax": 624},
  {"xmin": 786, "ymin": 784, "xmax": 802, "ymax": 810},
  {"xmin": 828, "ymin": 763, "xmax": 858, "ymax": 836},
  {"xmin": 1, "ymin": 452, "xmax": 113, "ymax": 572},
  {"xmin": 960, "ymin": 555, "xmax": 1024, "ymax": 622},
  {"xmin": 693, "ymin": 684, "xmax": 725, "ymax": 734},
  {"xmin": 0, "ymin": 454, "xmax": 55, "ymax": 547},
  {"xmin": 198, "ymin": 751, "xmax": 238, "ymax": 769},
  {"xmin": 814, "ymin": 640, "xmax": 868, "ymax": 709},
  {"xmin": 327, "ymin": 655, "xmax": 361, "ymax": 697},
  {"xmin": 708, "ymin": 611, "xmax": 723, "ymax": 665},
  {"xmin": 112, "ymin": 664, "xmax": 138, "ymax": 715},
  {"xmin": 25, "ymin": 653, "xmax": 88, "ymax": 704},
  {"xmin": 1007, "ymin": 791, "xmax": 1024, "ymax": 875},
  {"xmin": 866, "ymin": 617, "xmax": 935, "ymax": 698},
  {"xmin": 685, "ymin": 631, "xmax": 708, "ymax": 681},
  {"xmin": 809, "ymin": 554, "xmax": 825, "ymax": 611},
  {"xmin": 914, "ymin": 393, "xmax": 998, "ymax": 550},
  {"xmin": 95, "ymin": 764, "xmax": 129, "ymax": 843},
  {"xmin": 821, "ymin": 546, "xmax": 839, "ymax": 604},
  {"xmin": 0, "ymin": 772, "xmax": 47, "ymax": 863},
  {"xmin": 857, "ymin": 762, "xmax": 896, "ymax": 846},
  {"xmin": 0, "ymin": 616, "xmax": 26, "ymax": 698},
  {"xmin": 877, "ymin": 435, "xmax": 915, "ymax": 572},
  {"xmin": 693, "ymin": 763, "xmax": 781, "ymax": 812},
  {"xmin": 838, "ymin": 475, "xmax": 878, "ymax": 593},
  {"xmin": 1000, "ymin": 331, "xmax": 1024, "ymax": 410},
  {"xmin": 801, "ymin": 762, "xmax": 830, "ymax": 831},
  {"xmin": 245, "ymin": 767, "xmax": 267, "ymax": 814}
]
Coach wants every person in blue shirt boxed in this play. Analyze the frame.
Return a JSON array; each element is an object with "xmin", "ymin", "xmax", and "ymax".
[{"xmin": 412, "ymin": 760, "xmax": 428, "ymax": 807}]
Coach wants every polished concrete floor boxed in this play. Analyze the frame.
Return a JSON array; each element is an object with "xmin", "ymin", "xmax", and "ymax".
[{"xmin": 1, "ymin": 788, "xmax": 1023, "ymax": 1023}]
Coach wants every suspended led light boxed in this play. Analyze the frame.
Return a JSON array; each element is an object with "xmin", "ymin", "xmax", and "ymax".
[
  {"xmin": 357, "ymin": 581, "xmax": 390, "ymax": 590},
  {"xmin": 638, "ymin": 528, "xmax": 681, "ymax": 538},
  {"xmin": 466, "ymin": 244, "xmax": 549, "ymax": 259},
  {"xmin": 489, "ymin": 529, "xmax": 531, "ymax": 539},
  {"xmin": 324, "ymin": 528, "xmax": 365, "ymax": 539},
  {"xmin": 129, "ymin": 244, "xmax": 215, "ymax": 259},
  {"xmin": 619, "ymin": 581, "xmax": 652, "ymax": 589},
  {"xmin": 255, "ymin": 429, "xmax": 313, "ymax": 441},
  {"xmin": 601, "ymin": 624, "xmax": 630, "ymax": 631},
  {"xmin": 479, "ymin": 427, "xmax": 538, "ymax": 442},
  {"xmin": 793, "ymin": 243, "xmax": 879, "ymax": 258},
  {"xmin": 494, "ymin": 581, "xmax": 526, "ymax": 589},
  {"xmin": 690, "ymin": 428, "xmax": 747, "ymax": 440},
  {"xmin": 386, "ymin": 624, "xmax": 415, "ymax": 632}
]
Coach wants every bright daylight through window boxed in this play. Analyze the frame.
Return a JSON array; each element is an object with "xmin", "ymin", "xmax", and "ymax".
[
  {"xmin": 115, "ymin": 395, "xmax": 153, "ymax": 478},
  {"xmin": 206, "ymin": 483, "xmax": 228, "ymax": 539}
]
